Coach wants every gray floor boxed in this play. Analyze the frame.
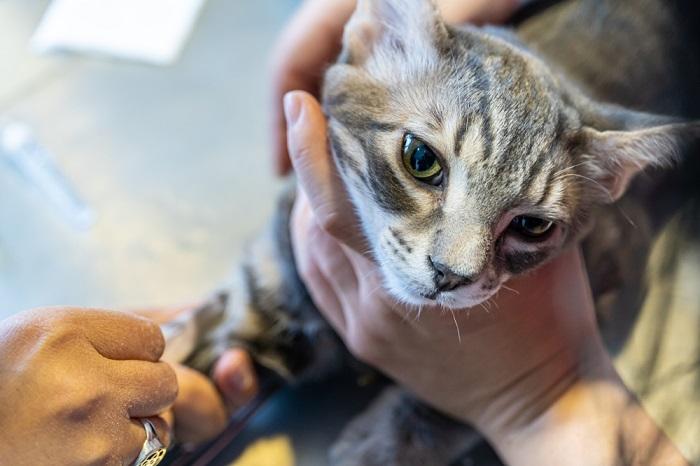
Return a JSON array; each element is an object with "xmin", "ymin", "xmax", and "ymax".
[{"xmin": 0, "ymin": 0, "xmax": 296, "ymax": 317}]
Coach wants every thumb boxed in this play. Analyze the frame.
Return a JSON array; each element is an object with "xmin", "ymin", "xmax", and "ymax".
[{"xmin": 284, "ymin": 90, "xmax": 367, "ymax": 253}]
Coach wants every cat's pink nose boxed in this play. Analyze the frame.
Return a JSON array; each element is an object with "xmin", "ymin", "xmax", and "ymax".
[{"xmin": 430, "ymin": 259, "xmax": 474, "ymax": 292}]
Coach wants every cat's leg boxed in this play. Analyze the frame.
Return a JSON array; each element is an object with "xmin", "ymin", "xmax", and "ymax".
[
  {"xmin": 330, "ymin": 386, "xmax": 494, "ymax": 466},
  {"xmin": 183, "ymin": 187, "xmax": 344, "ymax": 382}
]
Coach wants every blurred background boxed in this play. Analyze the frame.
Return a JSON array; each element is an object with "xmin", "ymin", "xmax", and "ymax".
[{"xmin": 0, "ymin": 0, "xmax": 296, "ymax": 319}]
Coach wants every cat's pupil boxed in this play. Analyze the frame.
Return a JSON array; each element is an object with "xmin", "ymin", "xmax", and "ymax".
[
  {"xmin": 411, "ymin": 145, "xmax": 436, "ymax": 172},
  {"xmin": 510, "ymin": 215, "xmax": 554, "ymax": 238},
  {"xmin": 402, "ymin": 133, "xmax": 443, "ymax": 185}
]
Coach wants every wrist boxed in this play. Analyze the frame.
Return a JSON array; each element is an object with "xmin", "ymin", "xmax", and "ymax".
[{"xmin": 487, "ymin": 343, "xmax": 688, "ymax": 466}]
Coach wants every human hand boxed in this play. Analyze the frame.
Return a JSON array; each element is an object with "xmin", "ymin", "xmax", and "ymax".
[
  {"xmin": 0, "ymin": 307, "xmax": 177, "ymax": 466},
  {"xmin": 285, "ymin": 91, "xmax": 690, "ymax": 465},
  {"xmin": 270, "ymin": 0, "xmax": 521, "ymax": 175},
  {"xmin": 134, "ymin": 307, "xmax": 258, "ymax": 446}
]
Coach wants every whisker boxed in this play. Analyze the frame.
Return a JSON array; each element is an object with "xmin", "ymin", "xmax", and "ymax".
[
  {"xmin": 414, "ymin": 305, "xmax": 424, "ymax": 322},
  {"xmin": 501, "ymin": 284, "xmax": 520, "ymax": 295},
  {"xmin": 555, "ymin": 173, "xmax": 611, "ymax": 200},
  {"xmin": 450, "ymin": 309, "xmax": 462, "ymax": 344},
  {"xmin": 616, "ymin": 205, "xmax": 638, "ymax": 228},
  {"xmin": 553, "ymin": 161, "xmax": 589, "ymax": 177}
]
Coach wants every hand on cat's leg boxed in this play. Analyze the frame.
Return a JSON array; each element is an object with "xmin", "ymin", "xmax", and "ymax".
[
  {"xmin": 132, "ymin": 307, "xmax": 258, "ymax": 445},
  {"xmin": 285, "ymin": 90, "xmax": 690, "ymax": 466},
  {"xmin": 270, "ymin": 0, "xmax": 522, "ymax": 175}
]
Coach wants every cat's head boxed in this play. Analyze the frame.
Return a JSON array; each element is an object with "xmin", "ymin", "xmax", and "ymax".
[{"xmin": 322, "ymin": 0, "xmax": 698, "ymax": 309}]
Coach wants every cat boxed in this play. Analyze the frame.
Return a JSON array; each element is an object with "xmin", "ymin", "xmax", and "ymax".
[{"xmin": 166, "ymin": 0, "xmax": 700, "ymax": 464}]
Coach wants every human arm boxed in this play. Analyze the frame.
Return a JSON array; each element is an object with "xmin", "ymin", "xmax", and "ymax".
[
  {"xmin": 132, "ymin": 307, "xmax": 258, "ymax": 446},
  {"xmin": 284, "ymin": 90, "xmax": 690, "ymax": 466}
]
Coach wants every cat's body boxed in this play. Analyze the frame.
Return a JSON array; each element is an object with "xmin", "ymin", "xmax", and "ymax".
[{"xmin": 177, "ymin": 0, "xmax": 700, "ymax": 464}]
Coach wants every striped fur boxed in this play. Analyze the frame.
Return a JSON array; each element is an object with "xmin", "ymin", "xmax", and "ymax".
[{"xmin": 175, "ymin": 1, "xmax": 700, "ymax": 464}]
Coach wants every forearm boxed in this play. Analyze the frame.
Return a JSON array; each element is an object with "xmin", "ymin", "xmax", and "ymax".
[{"xmin": 490, "ymin": 344, "xmax": 689, "ymax": 466}]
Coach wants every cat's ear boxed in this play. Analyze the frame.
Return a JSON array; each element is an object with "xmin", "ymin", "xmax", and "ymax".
[
  {"xmin": 577, "ymin": 122, "xmax": 699, "ymax": 202},
  {"xmin": 340, "ymin": 0, "xmax": 449, "ymax": 65}
]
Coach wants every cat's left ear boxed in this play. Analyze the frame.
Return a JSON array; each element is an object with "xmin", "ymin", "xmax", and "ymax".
[
  {"xmin": 577, "ymin": 122, "xmax": 699, "ymax": 202},
  {"xmin": 340, "ymin": 0, "xmax": 449, "ymax": 66}
]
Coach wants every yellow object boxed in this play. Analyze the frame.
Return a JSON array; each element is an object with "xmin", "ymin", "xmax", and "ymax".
[{"xmin": 230, "ymin": 435, "xmax": 295, "ymax": 466}]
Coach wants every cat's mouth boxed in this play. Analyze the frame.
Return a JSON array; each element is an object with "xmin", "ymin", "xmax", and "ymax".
[{"xmin": 418, "ymin": 287, "xmax": 497, "ymax": 309}]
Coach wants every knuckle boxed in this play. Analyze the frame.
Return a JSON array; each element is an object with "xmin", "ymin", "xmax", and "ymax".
[
  {"xmin": 82, "ymin": 437, "xmax": 120, "ymax": 466},
  {"xmin": 289, "ymin": 137, "xmax": 314, "ymax": 166},
  {"xmin": 295, "ymin": 254, "xmax": 316, "ymax": 284},
  {"xmin": 56, "ymin": 392, "xmax": 108, "ymax": 425},
  {"xmin": 318, "ymin": 210, "xmax": 343, "ymax": 237},
  {"xmin": 345, "ymin": 326, "xmax": 379, "ymax": 365}
]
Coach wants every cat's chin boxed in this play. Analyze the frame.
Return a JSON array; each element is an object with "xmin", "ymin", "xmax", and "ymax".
[
  {"xmin": 381, "ymin": 267, "xmax": 501, "ymax": 310},
  {"xmin": 433, "ymin": 288, "xmax": 498, "ymax": 310},
  {"xmin": 388, "ymin": 285, "xmax": 499, "ymax": 310}
]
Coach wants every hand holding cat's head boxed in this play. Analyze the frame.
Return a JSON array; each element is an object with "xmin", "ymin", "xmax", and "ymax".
[{"xmin": 321, "ymin": 0, "xmax": 700, "ymax": 309}]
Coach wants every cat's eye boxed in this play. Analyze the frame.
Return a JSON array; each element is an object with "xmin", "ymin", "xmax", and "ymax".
[
  {"xmin": 509, "ymin": 216, "xmax": 554, "ymax": 239},
  {"xmin": 402, "ymin": 134, "xmax": 443, "ymax": 186}
]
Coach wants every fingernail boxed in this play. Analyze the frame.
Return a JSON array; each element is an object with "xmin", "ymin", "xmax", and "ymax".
[{"xmin": 283, "ymin": 91, "xmax": 303, "ymax": 126}]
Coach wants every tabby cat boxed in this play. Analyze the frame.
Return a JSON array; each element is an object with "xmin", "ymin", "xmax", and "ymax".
[{"xmin": 168, "ymin": 0, "xmax": 700, "ymax": 464}]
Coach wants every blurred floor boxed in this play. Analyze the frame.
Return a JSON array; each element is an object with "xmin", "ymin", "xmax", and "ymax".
[{"xmin": 0, "ymin": 0, "xmax": 296, "ymax": 316}]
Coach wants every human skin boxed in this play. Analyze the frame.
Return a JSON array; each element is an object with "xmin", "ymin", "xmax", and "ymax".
[
  {"xmin": 0, "ymin": 304, "xmax": 259, "ymax": 465},
  {"xmin": 284, "ymin": 89, "xmax": 690, "ymax": 466},
  {"xmin": 134, "ymin": 307, "xmax": 258, "ymax": 446},
  {"xmin": 0, "ymin": 307, "xmax": 177, "ymax": 466}
]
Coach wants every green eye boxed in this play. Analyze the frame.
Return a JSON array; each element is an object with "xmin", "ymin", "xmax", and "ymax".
[
  {"xmin": 510, "ymin": 216, "xmax": 554, "ymax": 239},
  {"xmin": 402, "ymin": 134, "xmax": 443, "ymax": 186}
]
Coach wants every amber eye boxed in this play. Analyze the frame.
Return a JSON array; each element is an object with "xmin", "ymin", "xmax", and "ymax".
[
  {"xmin": 510, "ymin": 216, "xmax": 554, "ymax": 239},
  {"xmin": 402, "ymin": 134, "xmax": 443, "ymax": 186}
]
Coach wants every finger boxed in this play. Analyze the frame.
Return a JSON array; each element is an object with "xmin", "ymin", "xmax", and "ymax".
[
  {"xmin": 270, "ymin": 0, "xmax": 355, "ymax": 175},
  {"xmin": 284, "ymin": 91, "xmax": 366, "ymax": 252},
  {"xmin": 125, "ymin": 415, "xmax": 173, "ymax": 464},
  {"xmin": 272, "ymin": 73, "xmax": 317, "ymax": 176},
  {"xmin": 308, "ymin": 221, "xmax": 360, "ymax": 304},
  {"xmin": 128, "ymin": 304, "xmax": 200, "ymax": 324},
  {"xmin": 171, "ymin": 364, "xmax": 228, "ymax": 445},
  {"xmin": 212, "ymin": 349, "xmax": 259, "ymax": 410},
  {"xmin": 73, "ymin": 309, "xmax": 165, "ymax": 362},
  {"xmin": 291, "ymin": 193, "xmax": 348, "ymax": 333},
  {"xmin": 112, "ymin": 360, "xmax": 179, "ymax": 418}
]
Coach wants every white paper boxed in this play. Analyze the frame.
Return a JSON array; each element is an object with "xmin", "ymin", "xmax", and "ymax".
[{"xmin": 31, "ymin": 0, "xmax": 206, "ymax": 65}]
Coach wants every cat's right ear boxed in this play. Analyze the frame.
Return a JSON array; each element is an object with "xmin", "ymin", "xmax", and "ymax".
[{"xmin": 339, "ymin": 0, "xmax": 449, "ymax": 66}]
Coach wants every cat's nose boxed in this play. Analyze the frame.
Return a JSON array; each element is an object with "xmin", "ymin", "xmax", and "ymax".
[{"xmin": 430, "ymin": 259, "xmax": 474, "ymax": 292}]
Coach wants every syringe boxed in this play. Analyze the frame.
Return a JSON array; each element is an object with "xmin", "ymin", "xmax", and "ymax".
[{"xmin": 0, "ymin": 121, "xmax": 95, "ymax": 231}]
